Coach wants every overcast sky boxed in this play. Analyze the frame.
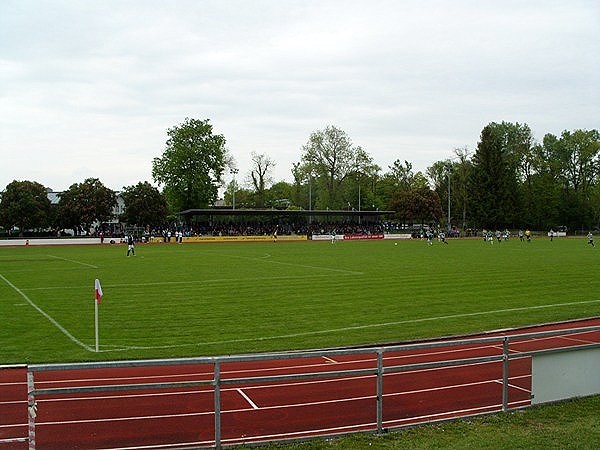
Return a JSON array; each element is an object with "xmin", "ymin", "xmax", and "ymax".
[{"xmin": 1, "ymin": 0, "xmax": 598, "ymax": 193}]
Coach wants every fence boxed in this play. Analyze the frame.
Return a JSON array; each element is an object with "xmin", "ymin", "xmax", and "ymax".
[{"xmin": 2, "ymin": 324, "xmax": 599, "ymax": 449}]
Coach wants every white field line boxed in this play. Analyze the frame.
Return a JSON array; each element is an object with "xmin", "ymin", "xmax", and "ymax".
[
  {"xmin": 0, "ymin": 272, "xmax": 93, "ymax": 352},
  {"xmin": 20, "ymin": 274, "xmax": 333, "ymax": 291},
  {"xmin": 322, "ymin": 356, "xmax": 337, "ymax": 363},
  {"xmin": 46, "ymin": 254, "xmax": 98, "ymax": 268},
  {"xmin": 236, "ymin": 388, "xmax": 259, "ymax": 409},
  {"xmin": 1, "ymin": 266, "xmax": 93, "ymax": 273},
  {"xmin": 201, "ymin": 249, "xmax": 364, "ymax": 275},
  {"xmin": 108, "ymin": 299, "xmax": 600, "ymax": 351}
]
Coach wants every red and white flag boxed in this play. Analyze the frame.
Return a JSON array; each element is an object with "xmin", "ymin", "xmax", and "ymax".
[{"xmin": 94, "ymin": 279, "xmax": 103, "ymax": 304}]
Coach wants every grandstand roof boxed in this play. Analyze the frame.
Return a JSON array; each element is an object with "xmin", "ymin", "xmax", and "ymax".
[{"xmin": 179, "ymin": 208, "xmax": 395, "ymax": 217}]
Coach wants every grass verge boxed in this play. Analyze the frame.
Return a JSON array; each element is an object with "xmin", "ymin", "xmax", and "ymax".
[{"xmin": 257, "ymin": 395, "xmax": 600, "ymax": 449}]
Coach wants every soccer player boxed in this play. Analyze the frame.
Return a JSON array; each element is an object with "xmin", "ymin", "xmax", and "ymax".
[
  {"xmin": 588, "ymin": 232, "xmax": 595, "ymax": 247},
  {"xmin": 331, "ymin": 230, "xmax": 336, "ymax": 244},
  {"xmin": 439, "ymin": 231, "xmax": 448, "ymax": 244},
  {"xmin": 518, "ymin": 230, "xmax": 524, "ymax": 242},
  {"xmin": 525, "ymin": 229, "xmax": 531, "ymax": 243},
  {"xmin": 126, "ymin": 235, "xmax": 135, "ymax": 256},
  {"xmin": 272, "ymin": 226, "xmax": 278, "ymax": 243},
  {"xmin": 426, "ymin": 230, "xmax": 433, "ymax": 245}
]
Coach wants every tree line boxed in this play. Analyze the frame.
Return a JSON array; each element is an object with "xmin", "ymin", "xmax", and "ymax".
[{"xmin": 1, "ymin": 118, "xmax": 598, "ymax": 236}]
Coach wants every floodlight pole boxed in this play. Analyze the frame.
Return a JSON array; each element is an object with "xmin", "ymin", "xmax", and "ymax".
[
  {"xmin": 447, "ymin": 167, "xmax": 451, "ymax": 233},
  {"xmin": 230, "ymin": 168, "xmax": 239, "ymax": 210},
  {"xmin": 356, "ymin": 171, "xmax": 362, "ymax": 224},
  {"xmin": 308, "ymin": 170, "xmax": 314, "ymax": 223}
]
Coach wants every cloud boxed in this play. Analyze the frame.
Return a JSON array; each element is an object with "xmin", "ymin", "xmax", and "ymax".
[{"xmin": 1, "ymin": 0, "xmax": 598, "ymax": 191}]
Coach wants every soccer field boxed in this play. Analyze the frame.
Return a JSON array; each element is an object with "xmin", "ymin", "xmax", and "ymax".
[{"xmin": 0, "ymin": 238, "xmax": 598, "ymax": 363}]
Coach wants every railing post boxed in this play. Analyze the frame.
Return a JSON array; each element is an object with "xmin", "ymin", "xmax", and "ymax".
[
  {"xmin": 376, "ymin": 349, "xmax": 383, "ymax": 434},
  {"xmin": 502, "ymin": 337, "xmax": 509, "ymax": 412},
  {"xmin": 27, "ymin": 371, "xmax": 36, "ymax": 450},
  {"xmin": 214, "ymin": 361, "xmax": 221, "ymax": 449}
]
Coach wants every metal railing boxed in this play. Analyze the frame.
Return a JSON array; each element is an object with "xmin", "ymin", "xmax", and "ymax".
[{"xmin": 8, "ymin": 325, "xmax": 599, "ymax": 449}]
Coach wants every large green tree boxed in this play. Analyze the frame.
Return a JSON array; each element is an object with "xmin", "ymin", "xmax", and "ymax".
[
  {"xmin": 470, "ymin": 123, "xmax": 521, "ymax": 228},
  {"xmin": 0, "ymin": 180, "xmax": 52, "ymax": 236},
  {"xmin": 58, "ymin": 178, "xmax": 116, "ymax": 234},
  {"xmin": 554, "ymin": 129, "xmax": 599, "ymax": 230},
  {"xmin": 152, "ymin": 118, "xmax": 228, "ymax": 211},
  {"xmin": 298, "ymin": 126, "xmax": 374, "ymax": 209},
  {"xmin": 121, "ymin": 182, "xmax": 168, "ymax": 227},
  {"xmin": 388, "ymin": 186, "xmax": 443, "ymax": 225}
]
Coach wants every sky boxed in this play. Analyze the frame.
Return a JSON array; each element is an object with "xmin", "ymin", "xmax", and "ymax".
[{"xmin": 1, "ymin": 0, "xmax": 599, "ymax": 193}]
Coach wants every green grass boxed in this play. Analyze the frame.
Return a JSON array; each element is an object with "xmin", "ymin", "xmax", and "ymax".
[
  {"xmin": 255, "ymin": 395, "xmax": 600, "ymax": 450},
  {"xmin": 0, "ymin": 237, "xmax": 598, "ymax": 363}
]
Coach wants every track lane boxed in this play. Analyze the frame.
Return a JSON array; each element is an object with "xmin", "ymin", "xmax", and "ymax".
[{"xmin": 1, "ymin": 318, "xmax": 598, "ymax": 449}]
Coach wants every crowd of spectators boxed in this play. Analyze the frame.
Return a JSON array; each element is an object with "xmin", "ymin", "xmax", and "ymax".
[{"xmin": 141, "ymin": 221, "xmax": 386, "ymax": 240}]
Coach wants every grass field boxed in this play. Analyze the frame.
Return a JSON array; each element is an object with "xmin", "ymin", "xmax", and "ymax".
[{"xmin": 0, "ymin": 237, "xmax": 598, "ymax": 364}]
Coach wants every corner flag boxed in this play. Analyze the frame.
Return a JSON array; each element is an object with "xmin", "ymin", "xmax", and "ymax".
[{"xmin": 95, "ymin": 279, "xmax": 103, "ymax": 304}]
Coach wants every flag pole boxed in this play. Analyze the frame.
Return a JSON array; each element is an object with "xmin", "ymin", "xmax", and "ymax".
[
  {"xmin": 95, "ymin": 297, "xmax": 99, "ymax": 352},
  {"xmin": 94, "ymin": 279, "xmax": 103, "ymax": 353}
]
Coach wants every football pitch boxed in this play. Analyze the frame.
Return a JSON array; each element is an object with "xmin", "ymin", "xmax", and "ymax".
[{"xmin": 0, "ymin": 238, "xmax": 598, "ymax": 364}]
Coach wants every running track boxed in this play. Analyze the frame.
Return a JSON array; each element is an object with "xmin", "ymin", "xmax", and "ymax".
[{"xmin": 1, "ymin": 317, "xmax": 599, "ymax": 449}]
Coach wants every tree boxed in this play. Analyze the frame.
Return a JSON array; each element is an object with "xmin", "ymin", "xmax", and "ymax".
[
  {"xmin": 388, "ymin": 186, "xmax": 443, "ymax": 225},
  {"xmin": 121, "ymin": 182, "xmax": 168, "ymax": 227},
  {"xmin": 58, "ymin": 178, "xmax": 116, "ymax": 234},
  {"xmin": 0, "ymin": 180, "xmax": 52, "ymax": 236},
  {"xmin": 387, "ymin": 160, "xmax": 415, "ymax": 191},
  {"xmin": 223, "ymin": 184, "xmax": 253, "ymax": 209},
  {"xmin": 248, "ymin": 152, "xmax": 275, "ymax": 208},
  {"xmin": 299, "ymin": 125, "xmax": 373, "ymax": 208},
  {"xmin": 266, "ymin": 181, "xmax": 294, "ymax": 208},
  {"xmin": 428, "ymin": 147, "xmax": 473, "ymax": 230},
  {"xmin": 469, "ymin": 123, "xmax": 521, "ymax": 228},
  {"xmin": 152, "ymin": 118, "xmax": 228, "ymax": 211}
]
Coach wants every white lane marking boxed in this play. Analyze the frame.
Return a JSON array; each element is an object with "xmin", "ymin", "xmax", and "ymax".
[
  {"xmin": 0, "ymin": 334, "xmax": 545, "ymax": 390},
  {"xmin": 383, "ymin": 400, "xmax": 530, "ymax": 427},
  {"xmin": 18, "ymin": 381, "xmax": 531, "ymax": 429},
  {"xmin": 236, "ymin": 388, "xmax": 259, "ymax": 409},
  {"xmin": 0, "ymin": 399, "xmax": 24, "ymax": 405},
  {"xmin": 21, "ymin": 362, "xmax": 523, "ymax": 409},
  {"xmin": 492, "ymin": 379, "xmax": 532, "ymax": 393},
  {"xmin": 0, "ymin": 273, "xmax": 93, "ymax": 352},
  {"xmin": 46, "ymin": 254, "xmax": 98, "ymax": 268},
  {"xmin": 560, "ymin": 335, "xmax": 598, "ymax": 345},
  {"xmin": 322, "ymin": 356, "xmax": 337, "ymax": 363}
]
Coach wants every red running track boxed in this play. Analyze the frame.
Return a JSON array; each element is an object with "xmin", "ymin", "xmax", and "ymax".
[{"xmin": 1, "ymin": 317, "xmax": 599, "ymax": 449}]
